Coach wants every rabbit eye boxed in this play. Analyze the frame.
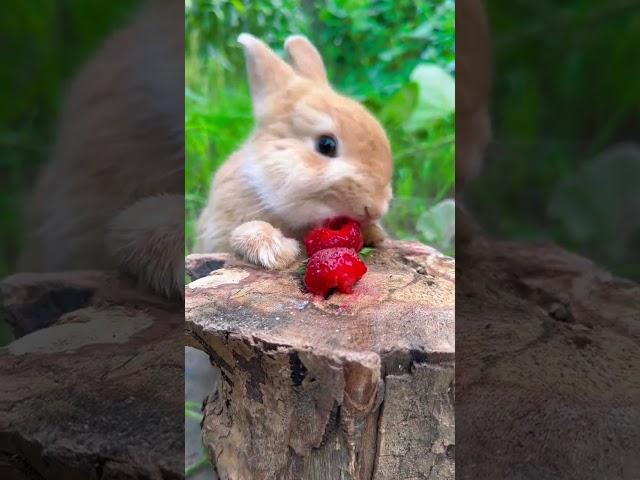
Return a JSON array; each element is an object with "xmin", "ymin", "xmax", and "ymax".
[{"xmin": 316, "ymin": 134, "xmax": 338, "ymax": 158}]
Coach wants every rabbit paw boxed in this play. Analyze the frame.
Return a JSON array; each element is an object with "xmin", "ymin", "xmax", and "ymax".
[
  {"xmin": 361, "ymin": 221, "xmax": 388, "ymax": 246},
  {"xmin": 230, "ymin": 221, "xmax": 300, "ymax": 270},
  {"xmin": 107, "ymin": 194, "xmax": 184, "ymax": 300}
]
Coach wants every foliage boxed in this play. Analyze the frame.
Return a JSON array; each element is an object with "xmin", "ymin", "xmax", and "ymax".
[
  {"xmin": 468, "ymin": 0, "xmax": 640, "ymax": 279},
  {"xmin": 186, "ymin": 0, "xmax": 456, "ymax": 255},
  {"xmin": 0, "ymin": 0, "xmax": 140, "ymax": 278},
  {"xmin": 548, "ymin": 146, "xmax": 640, "ymax": 276}
]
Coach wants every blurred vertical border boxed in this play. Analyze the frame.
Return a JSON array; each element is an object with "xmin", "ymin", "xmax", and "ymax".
[
  {"xmin": 469, "ymin": 0, "xmax": 640, "ymax": 279},
  {"xmin": 0, "ymin": 0, "xmax": 140, "ymax": 344}
]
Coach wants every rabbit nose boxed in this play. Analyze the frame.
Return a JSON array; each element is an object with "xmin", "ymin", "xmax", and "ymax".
[{"xmin": 365, "ymin": 206, "xmax": 382, "ymax": 220}]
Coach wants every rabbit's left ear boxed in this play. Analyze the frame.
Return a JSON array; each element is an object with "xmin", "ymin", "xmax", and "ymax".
[
  {"xmin": 238, "ymin": 33, "xmax": 295, "ymax": 117},
  {"xmin": 284, "ymin": 35, "xmax": 328, "ymax": 85}
]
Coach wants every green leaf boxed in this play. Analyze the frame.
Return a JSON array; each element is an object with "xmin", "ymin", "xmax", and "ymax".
[
  {"xmin": 185, "ymin": 457, "xmax": 210, "ymax": 476},
  {"xmin": 185, "ymin": 408, "xmax": 203, "ymax": 422},
  {"xmin": 378, "ymin": 45, "xmax": 406, "ymax": 62},
  {"xmin": 379, "ymin": 81, "xmax": 418, "ymax": 127},
  {"xmin": 403, "ymin": 20, "xmax": 434, "ymax": 40},
  {"xmin": 185, "ymin": 400, "xmax": 202, "ymax": 411},
  {"xmin": 359, "ymin": 247, "xmax": 375, "ymax": 260},
  {"xmin": 548, "ymin": 145, "xmax": 640, "ymax": 263},
  {"xmin": 405, "ymin": 64, "xmax": 455, "ymax": 131},
  {"xmin": 297, "ymin": 259, "xmax": 309, "ymax": 275},
  {"xmin": 229, "ymin": 0, "xmax": 245, "ymax": 13}
]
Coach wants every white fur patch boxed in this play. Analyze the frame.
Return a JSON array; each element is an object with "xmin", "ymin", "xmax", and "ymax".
[
  {"xmin": 230, "ymin": 221, "xmax": 300, "ymax": 269},
  {"xmin": 241, "ymin": 146, "xmax": 279, "ymax": 212},
  {"xmin": 243, "ymin": 144, "xmax": 327, "ymax": 214}
]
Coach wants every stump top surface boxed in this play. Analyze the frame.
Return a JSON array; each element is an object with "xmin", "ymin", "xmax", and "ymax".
[
  {"xmin": 0, "ymin": 272, "xmax": 183, "ymax": 479},
  {"xmin": 455, "ymin": 236, "xmax": 640, "ymax": 479},
  {"xmin": 185, "ymin": 240, "xmax": 455, "ymax": 362}
]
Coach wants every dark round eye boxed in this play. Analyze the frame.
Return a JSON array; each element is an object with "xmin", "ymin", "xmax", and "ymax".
[{"xmin": 315, "ymin": 134, "xmax": 338, "ymax": 158}]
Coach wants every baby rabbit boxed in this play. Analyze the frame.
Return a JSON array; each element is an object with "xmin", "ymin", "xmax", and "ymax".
[
  {"xmin": 20, "ymin": 0, "xmax": 184, "ymax": 300},
  {"xmin": 196, "ymin": 34, "xmax": 393, "ymax": 269}
]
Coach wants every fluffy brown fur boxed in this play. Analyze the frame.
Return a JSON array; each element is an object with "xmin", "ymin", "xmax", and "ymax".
[
  {"xmin": 20, "ymin": 0, "xmax": 184, "ymax": 299},
  {"xmin": 196, "ymin": 34, "xmax": 393, "ymax": 269}
]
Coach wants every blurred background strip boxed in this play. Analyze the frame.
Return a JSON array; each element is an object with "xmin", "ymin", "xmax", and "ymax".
[{"xmin": 469, "ymin": 0, "xmax": 640, "ymax": 280}]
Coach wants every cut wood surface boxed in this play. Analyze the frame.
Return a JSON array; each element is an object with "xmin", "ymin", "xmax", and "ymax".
[
  {"xmin": 185, "ymin": 240, "xmax": 455, "ymax": 480},
  {"xmin": 456, "ymin": 236, "xmax": 640, "ymax": 479},
  {"xmin": 0, "ymin": 272, "xmax": 184, "ymax": 480}
]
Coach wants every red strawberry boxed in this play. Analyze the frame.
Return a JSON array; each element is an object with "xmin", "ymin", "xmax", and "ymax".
[
  {"xmin": 304, "ymin": 247, "xmax": 367, "ymax": 296},
  {"xmin": 303, "ymin": 217, "xmax": 364, "ymax": 257}
]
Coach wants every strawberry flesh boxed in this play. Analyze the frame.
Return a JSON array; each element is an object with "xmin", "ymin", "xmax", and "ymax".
[
  {"xmin": 303, "ymin": 217, "xmax": 364, "ymax": 257},
  {"xmin": 304, "ymin": 247, "xmax": 367, "ymax": 296}
]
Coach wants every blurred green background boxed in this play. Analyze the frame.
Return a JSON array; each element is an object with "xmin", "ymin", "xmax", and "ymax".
[
  {"xmin": 185, "ymin": 0, "xmax": 456, "ymax": 256},
  {"xmin": 470, "ymin": 0, "xmax": 640, "ymax": 280},
  {"xmin": 0, "ymin": 0, "xmax": 140, "ymax": 345},
  {"xmin": 0, "ymin": 0, "xmax": 140, "ymax": 279}
]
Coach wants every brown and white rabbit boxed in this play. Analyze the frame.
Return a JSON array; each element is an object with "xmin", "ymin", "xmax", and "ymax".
[
  {"xmin": 195, "ymin": 34, "xmax": 393, "ymax": 269},
  {"xmin": 19, "ymin": 0, "xmax": 184, "ymax": 300}
]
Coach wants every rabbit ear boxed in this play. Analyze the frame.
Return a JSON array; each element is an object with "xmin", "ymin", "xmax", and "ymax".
[
  {"xmin": 284, "ymin": 35, "xmax": 328, "ymax": 85},
  {"xmin": 238, "ymin": 33, "xmax": 295, "ymax": 115}
]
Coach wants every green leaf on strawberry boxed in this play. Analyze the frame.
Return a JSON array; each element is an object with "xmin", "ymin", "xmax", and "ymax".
[{"xmin": 359, "ymin": 247, "xmax": 374, "ymax": 260}]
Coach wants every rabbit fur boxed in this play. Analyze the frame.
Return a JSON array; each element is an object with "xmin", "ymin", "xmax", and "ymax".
[{"xmin": 195, "ymin": 34, "xmax": 394, "ymax": 270}]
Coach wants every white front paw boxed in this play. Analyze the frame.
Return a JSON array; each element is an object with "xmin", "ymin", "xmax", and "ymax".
[{"xmin": 230, "ymin": 221, "xmax": 300, "ymax": 270}]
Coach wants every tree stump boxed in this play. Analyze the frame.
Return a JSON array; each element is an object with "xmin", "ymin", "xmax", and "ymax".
[
  {"xmin": 0, "ymin": 272, "xmax": 184, "ymax": 479},
  {"xmin": 456, "ymin": 236, "xmax": 640, "ymax": 479},
  {"xmin": 184, "ymin": 240, "xmax": 455, "ymax": 480}
]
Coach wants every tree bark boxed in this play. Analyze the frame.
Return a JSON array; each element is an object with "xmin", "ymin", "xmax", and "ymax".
[
  {"xmin": 0, "ymin": 272, "xmax": 184, "ymax": 480},
  {"xmin": 185, "ymin": 240, "xmax": 455, "ymax": 480},
  {"xmin": 456, "ymin": 236, "xmax": 640, "ymax": 479}
]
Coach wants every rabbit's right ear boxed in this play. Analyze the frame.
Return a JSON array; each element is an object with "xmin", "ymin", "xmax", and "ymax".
[
  {"xmin": 284, "ymin": 35, "xmax": 328, "ymax": 85},
  {"xmin": 238, "ymin": 33, "xmax": 295, "ymax": 117}
]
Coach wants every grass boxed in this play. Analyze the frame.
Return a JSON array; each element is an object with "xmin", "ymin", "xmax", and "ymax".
[{"xmin": 185, "ymin": 400, "xmax": 211, "ymax": 476}]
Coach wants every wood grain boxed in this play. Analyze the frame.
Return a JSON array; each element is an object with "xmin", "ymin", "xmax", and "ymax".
[
  {"xmin": 185, "ymin": 240, "xmax": 455, "ymax": 480},
  {"xmin": 0, "ymin": 272, "xmax": 184, "ymax": 479},
  {"xmin": 456, "ymin": 236, "xmax": 640, "ymax": 479}
]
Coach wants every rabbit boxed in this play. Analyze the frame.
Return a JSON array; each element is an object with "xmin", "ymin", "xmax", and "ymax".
[
  {"xmin": 19, "ymin": 0, "xmax": 185, "ymax": 300},
  {"xmin": 195, "ymin": 34, "xmax": 394, "ymax": 270}
]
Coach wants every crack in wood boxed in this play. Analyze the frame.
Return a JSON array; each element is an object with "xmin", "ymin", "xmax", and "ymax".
[{"xmin": 187, "ymin": 241, "xmax": 454, "ymax": 479}]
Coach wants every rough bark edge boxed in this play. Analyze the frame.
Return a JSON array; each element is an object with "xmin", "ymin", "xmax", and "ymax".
[{"xmin": 187, "ymin": 318, "xmax": 454, "ymax": 479}]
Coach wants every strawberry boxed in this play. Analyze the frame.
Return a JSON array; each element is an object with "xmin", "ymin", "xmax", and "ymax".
[
  {"xmin": 304, "ymin": 247, "xmax": 367, "ymax": 296},
  {"xmin": 303, "ymin": 217, "xmax": 364, "ymax": 257}
]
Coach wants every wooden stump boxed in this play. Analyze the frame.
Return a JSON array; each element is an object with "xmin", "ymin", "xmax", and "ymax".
[
  {"xmin": 456, "ymin": 236, "xmax": 640, "ymax": 479},
  {"xmin": 184, "ymin": 240, "xmax": 455, "ymax": 480},
  {"xmin": 0, "ymin": 272, "xmax": 184, "ymax": 479}
]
